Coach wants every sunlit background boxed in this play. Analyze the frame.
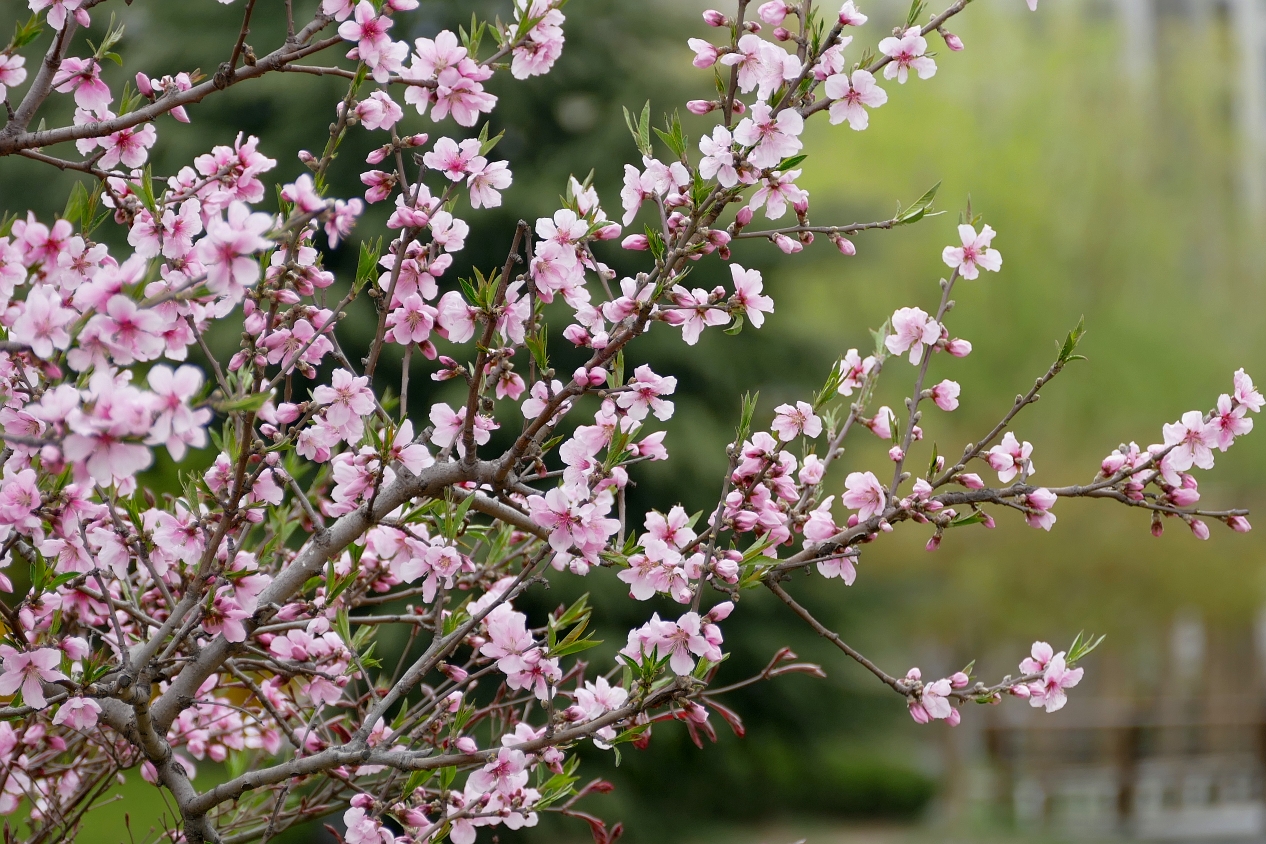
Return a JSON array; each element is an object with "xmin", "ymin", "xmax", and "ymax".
[{"xmin": 2, "ymin": 0, "xmax": 1266, "ymax": 840}]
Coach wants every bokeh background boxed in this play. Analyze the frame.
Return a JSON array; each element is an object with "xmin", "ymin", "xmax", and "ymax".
[{"xmin": 2, "ymin": 0, "xmax": 1265, "ymax": 840}]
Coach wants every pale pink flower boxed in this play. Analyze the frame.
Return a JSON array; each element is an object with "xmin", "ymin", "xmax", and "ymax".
[
  {"xmin": 0, "ymin": 54, "xmax": 27, "ymax": 102},
  {"xmin": 0, "ymin": 647, "xmax": 65, "ymax": 709},
  {"xmin": 52, "ymin": 57, "xmax": 111, "ymax": 114},
  {"xmin": 929, "ymin": 380, "xmax": 960, "ymax": 411},
  {"xmin": 355, "ymin": 90, "xmax": 403, "ymax": 131},
  {"xmin": 842, "ymin": 471, "xmax": 886, "ymax": 520},
  {"xmin": 837, "ymin": 349, "xmax": 876, "ymax": 396},
  {"xmin": 1028, "ymin": 652, "xmax": 1082, "ymax": 713},
  {"xmin": 698, "ymin": 126, "xmax": 739, "ymax": 187},
  {"xmin": 1234, "ymin": 369, "xmax": 1263, "ymax": 412},
  {"xmin": 196, "ymin": 201, "xmax": 275, "ymax": 296},
  {"xmin": 1024, "ymin": 487, "xmax": 1057, "ymax": 531},
  {"xmin": 825, "ymin": 70, "xmax": 887, "ymax": 130},
  {"xmin": 313, "ymin": 369, "xmax": 376, "ymax": 430},
  {"xmin": 617, "ymin": 365, "xmax": 677, "ymax": 422},
  {"xmin": 730, "ymin": 265, "xmax": 775, "ymax": 327},
  {"xmin": 942, "ymin": 224, "xmax": 1002, "ymax": 279},
  {"xmin": 733, "ymin": 101, "xmax": 804, "ymax": 169},
  {"xmin": 878, "ymin": 26, "xmax": 936, "ymax": 83},
  {"xmin": 986, "ymin": 432, "xmax": 1035, "ymax": 483},
  {"xmin": 838, "ymin": 1, "xmax": 868, "ymax": 25},
  {"xmin": 1162, "ymin": 410, "xmax": 1216, "ymax": 472},
  {"xmin": 10, "ymin": 286, "xmax": 74, "ymax": 358},
  {"xmin": 51, "ymin": 696, "xmax": 100, "ymax": 730},
  {"xmin": 1209, "ymin": 393, "xmax": 1252, "ymax": 451},
  {"xmin": 885, "ymin": 307, "xmax": 941, "ymax": 365},
  {"xmin": 772, "ymin": 401, "xmax": 822, "ymax": 441},
  {"xmin": 467, "ymin": 160, "xmax": 512, "ymax": 209}
]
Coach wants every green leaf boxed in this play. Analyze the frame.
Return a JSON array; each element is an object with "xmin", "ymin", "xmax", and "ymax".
[
  {"xmin": 215, "ymin": 390, "xmax": 272, "ymax": 413},
  {"xmin": 894, "ymin": 181, "xmax": 940, "ymax": 226},
  {"xmin": 947, "ymin": 511, "xmax": 987, "ymax": 529},
  {"xmin": 9, "ymin": 15, "xmax": 42, "ymax": 50},
  {"xmin": 905, "ymin": 0, "xmax": 928, "ymax": 28},
  {"xmin": 622, "ymin": 100, "xmax": 653, "ymax": 157},
  {"xmin": 354, "ymin": 236, "xmax": 383, "ymax": 292},
  {"xmin": 477, "ymin": 122, "xmax": 505, "ymax": 157},
  {"xmin": 778, "ymin": 154, "xmax": 809, "ymax": 170},
  {"xmin": 724, "ymin": 313, "xmax": 744, "ymax": 335},
  {"xmin": 1057, "ymin": 316, "xmax": 1087, "ymax": 365}
]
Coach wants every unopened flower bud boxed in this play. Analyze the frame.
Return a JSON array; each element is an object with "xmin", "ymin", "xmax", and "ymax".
[
  {"xmin": 1009, "ymin": 684, "xmax": 1031, "ymax": 698},
  {"xmin": 888, "ymin": 445, "xmax": 904, "ymax": 462},
  {"xmin": 456, "ymin": 736, "xmax": 478, "ymax": 753},
  {"xmin": 946, "ymin": 338, "xmax": 972, "ymax": 357},
  {"xmin": 774, "ymin": 26, "xmax": 792, "ymax": 40},
  {"xmin": 774, "ymin": 233, "xmax": 802, "ymax": 254},
  {"xmin": 1150, "ymin": 513, "xmax": 1164, "ymax": 537},
  {"xmin": 621, "ymin": 234, "xmax": 650, "ymax": 251},
  {"xmin": 830, "ymin": 233, "xmax": 856, "ymax": 256},
  {"xmin": 702, "ymin": 9, "xmax": 730, "ymax": 26},
  {"xmin": 950, "ymin": 671, "xmax": 970, "ymax": 688},
  {"xmin": 687, "ymin": 99, "xmax": 717, "ymax": 115},
  {"xmin": 1190, "ymin": 518, "xmax": 1210, "ymax": 540},
  {"xmin": 1229, "ymin": 515, "xmax": 1252, "ymax": 533},
  {"xmin": 946, "ymin": 708, "xmax": 962, "ymax": 726},
  {"xmin": 982, "ymin": 513, "xmax": 996, "ymax": 529},
  {"xmin": 351, "ymin": 794, "xmax": 375, "ymax": 809},
  {"xmin": 925, "ymin": 534, "xmax": 941, "ymax": 552},
  {"xmin": 941, "ymin": 29, "xmax": 964, "ymax": 51}
]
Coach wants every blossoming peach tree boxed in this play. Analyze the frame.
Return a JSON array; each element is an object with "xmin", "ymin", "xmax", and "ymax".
[{"xmin": 0, "ymin": 0, "xmax": 1254, "ymax": 840}]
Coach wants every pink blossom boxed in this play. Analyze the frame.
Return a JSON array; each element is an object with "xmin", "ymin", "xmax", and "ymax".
[
  {"xmin": 842, "ymin": 471, "xmax": 886, "ymax": 520},
  {"xmin": 51, "ymin": 696, "xmax": 100, "ymax": 730},
  {"xmin": 1234, "ymin": 369, "xmax": 1263, "ymax": 412},
  {"xmin": 1162, "ymin": 410, "xmax": 1216, "ymax": 472},
  {"xmin": 0, "ymin": 54, "xmax": 27, "ymax": 102},
  {"xmin": 52, "ymin": 57, "xmax": 111, "ymax": 114},
  {"xmin": 772, "ymin": 401, "xmax": 822, "ymax": 441},
  {"xmin": 837, "ymin": 349, "xmax": 876, "ymax": 396},
  {"xmin": 145, "ymin": 365, "xmax": 211, "ymax": 461},
  {"xmin": 355, "ymin": 90, "xmax": 403, "ymax": 131},
  {"xmin": 526, "ymin": 487, "xmax": 619, "ymax": 555},
  {"xmin": 698, "ymin": 126, "xmax": 739, "ymax": 187},
  {"xmin": 670, "ymin": 286, "xmax": 730, "ymax": 344},
  {"xmin": 196, "ymin": 201, "xmax": 275, "ymax": 296},
  {"xmin": 878, "ymin": 26, "xmax": 937, "ymax": 84},
  {"xmin": 1028, "ymin": 651, "xmax": 1083, "ymax": 712},
  {"xmin": 838, "ymin": 1, "xmax": 868, "ymax": 25},
  {"xmin": 98, "ymin": 123, "xmax": 157, "ymax": 170},
  {"xmin": 986, "ymin": 432, "xmax": 1035, "ymax": 483},
  {"xmin": 825, "ymin": 70, "xmax": 887, "ymax": 130},
  {"xmin": 920, "ymin": 677, "xmax": 953, "ymax": 720},
  {"xmin": 885, "ymin": 307, "xmax": 941, "ymax": 365},
  {"xmin": 0, "ymin": 648, "xmax": 65, "ymax": 709},
  {"xmin": 733, "ymin": 101, "xmax": 804, "ymax": 169},
  {"xmin": 1209, "ymin": 393, "xmax": 1253, "ymax": 450},
  {"xmin": 942, "ymin": 224, "xmax": 1002, "ymax": 279},
  {"xmin": 929, "ymin": 379, "xmax": 960, "ymax": 412},
  {"xmin": 385, "ymin": 294, "xmax": 436, "ymax": 345},
  {"xmin": 749, "ymin": 169, "xmax": 808, "ymax": 220},
  {"xmin": 313, "ymin": 369, "xmax": 376, "ymax": 431},
  {"xmin": 1024, "ymin": 487, "xmax": 1057, "ymax": 531},
  {"xmin": 10, "ymin": 286, "xmax": 74, "ymax": 358},
  {"xmin": 617, "ymin": 365, "xmax": 677, "ymax": 422},
  {"xmin": 467, "ymin": 160, "xmax": 512, "ymax": 209},
  {"xmin": 343, "ymin": 807, "xmax": 396, "ymax": 844}
]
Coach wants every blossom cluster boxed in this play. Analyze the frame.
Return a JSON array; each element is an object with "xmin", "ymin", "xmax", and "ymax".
[{"xmin": 0, "ymin": 0, "xmax": 1249, "ymax": 842}]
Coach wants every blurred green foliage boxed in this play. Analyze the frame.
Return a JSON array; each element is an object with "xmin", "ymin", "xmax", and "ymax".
[{"xmin": 3, "ymin": 0, "xmax": 1264, "ymax": 841}]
